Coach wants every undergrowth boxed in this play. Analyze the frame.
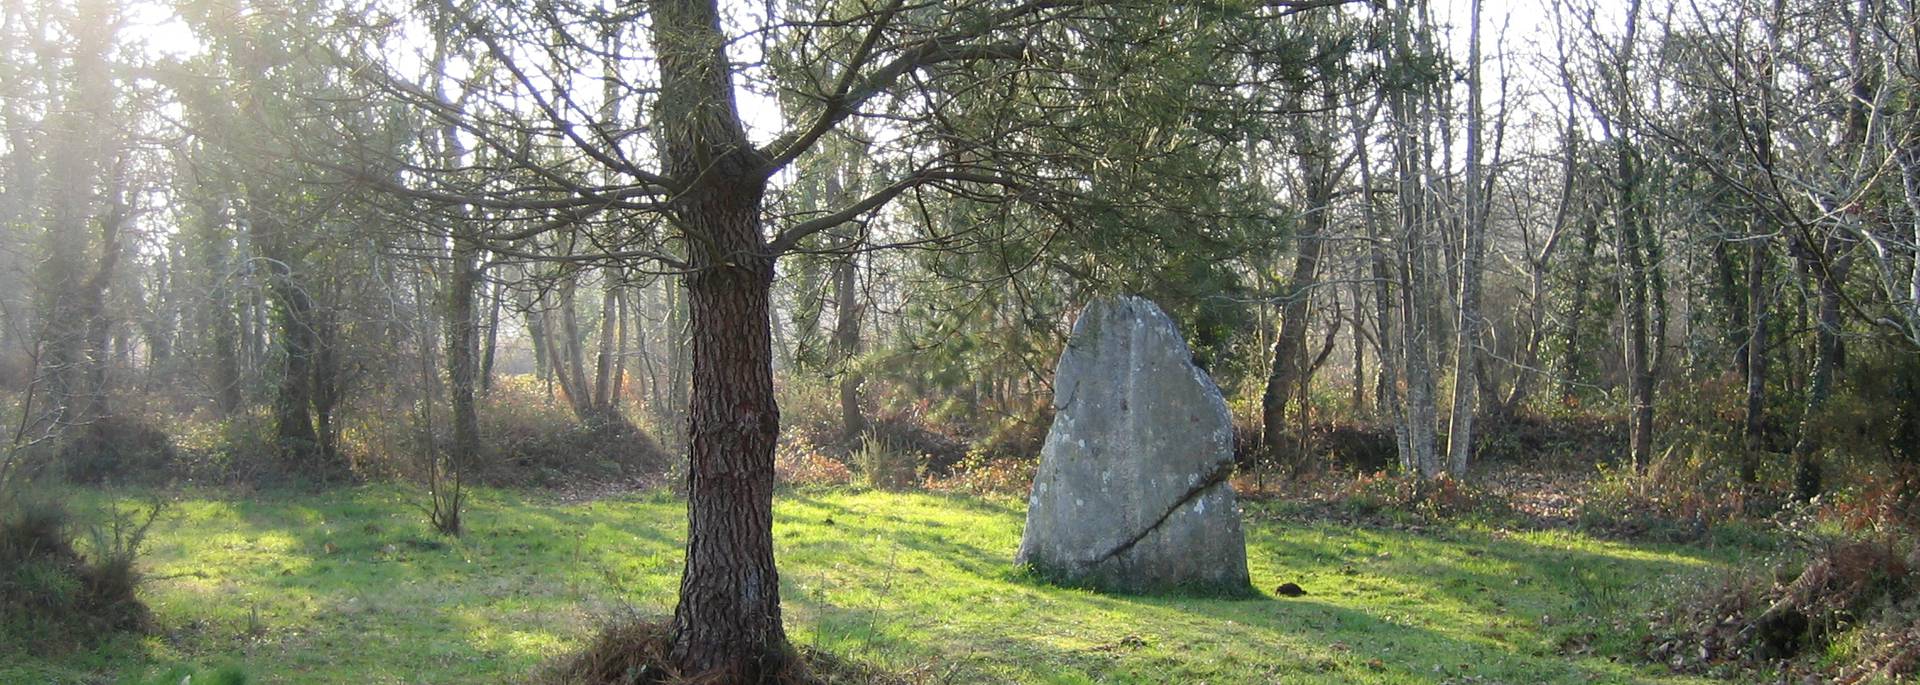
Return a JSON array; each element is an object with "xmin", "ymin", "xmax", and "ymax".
[
  {"xmin": 1645, "ymin": 503, "xmax": 1919, "ymax": 682},
  {"xmin": 0, "ymin": 492, "xmax": 161, "ymax": 655}
]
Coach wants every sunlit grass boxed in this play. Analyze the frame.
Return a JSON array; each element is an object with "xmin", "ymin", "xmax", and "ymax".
[{"xmin": 1, "ymin": 485, "xmax": 1748, "ymax": 683}]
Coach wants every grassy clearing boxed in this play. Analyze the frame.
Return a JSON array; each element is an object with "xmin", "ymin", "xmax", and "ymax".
[{"xmin": 0, "ymin": 486, "xmax": 1754, "ymax": 684}]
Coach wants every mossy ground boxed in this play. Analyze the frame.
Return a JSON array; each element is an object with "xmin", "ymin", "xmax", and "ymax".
[{"xmin": 1, "ymin": 485, "xmax": 1753, "ymax": 684}]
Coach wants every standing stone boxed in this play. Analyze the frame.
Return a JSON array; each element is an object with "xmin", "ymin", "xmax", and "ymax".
[{"xmin": 1016, "ymin": 295, "xmax": 1251, "ymax": 593}]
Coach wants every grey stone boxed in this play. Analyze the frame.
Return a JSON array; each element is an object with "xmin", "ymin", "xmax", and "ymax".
[{"xmin": 1015, "ymin": 295, "xmax": 1251, "ymax": 593}]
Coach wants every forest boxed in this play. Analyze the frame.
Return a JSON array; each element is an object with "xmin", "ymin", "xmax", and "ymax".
[{"xmin": 1, "ymin": 0, "xmax": 1918, "ymax": 682}]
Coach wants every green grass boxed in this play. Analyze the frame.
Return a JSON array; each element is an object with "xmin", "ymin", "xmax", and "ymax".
[{"xmin": 1, "ymin": 485, "xmax": 1752, "ymax": 684}]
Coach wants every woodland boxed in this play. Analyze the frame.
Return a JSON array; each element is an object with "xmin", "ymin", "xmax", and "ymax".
[{"xmin": 1, "ymin": 0, "xmax": 1919, "ymax": 682}]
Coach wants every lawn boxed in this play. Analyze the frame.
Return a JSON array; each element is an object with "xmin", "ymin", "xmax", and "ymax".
[{"xmin": 2, "ymin": 485, "xmax": 1753, "ymax": 684}]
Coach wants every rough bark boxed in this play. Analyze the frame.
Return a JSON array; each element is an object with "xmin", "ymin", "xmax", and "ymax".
[
  {"xmin": 651, "ymin": 0, "xmax": 789, "ymax": 676},
  {"xmin": 666, "ymin": 180, "xmax": 786, "ymax": 680}
]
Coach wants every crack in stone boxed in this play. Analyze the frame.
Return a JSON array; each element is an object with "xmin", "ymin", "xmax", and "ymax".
[{"xmin": 1085, "ymin": 459, "xmax": 1234, "ymax": 568}]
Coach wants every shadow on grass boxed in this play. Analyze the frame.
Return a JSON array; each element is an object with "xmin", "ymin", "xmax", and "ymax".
[
  {"xmin": 777, "ymin": 490, "xmax": 1723, "ymax": 684},
  {"xmin": 113, "ymin": 485, "xmax": 691, "ymax": 681},
  {"xmin": 36, "ymin": 486, "xmax": 1731, "ymax": 684}
]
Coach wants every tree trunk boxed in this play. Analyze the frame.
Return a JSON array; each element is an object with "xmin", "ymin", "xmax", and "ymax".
[
  {"xmin": 34, "ymin": 0, "xmax": 116, "ymax": 432},
  {"xmin": 1350, "ymin": 294, "xmax": 1367, "ymax": 416},
  {"xmin": 1559, "ymin": 212, "xmax": 1601, "ymax": 401},
  {"xmin": 208, "ymin": 286, "xmax": 241, "ymax": 417},
  {"xmin": 1383, "ymin": 0, "xmax": 1442, "ymax": 478},
  {"xmin": 447, "ymin": 237, "xmax": 481, "ymax": 505},
  {"xmin": 73, "ymin": 185, "xmax": 126, "ymax": 426},
  {"xmin": 1741, "ymin": 237, "xmax": 1769, "ymax": 484},
  {"xmin": 671, "ymin": 222, "xmax": 785, "ymax": 679},
  {"xmin": 520, "ymin": 282, "xmax": 552, "ymax": 393},
  {"xmin": 267, "ymin": 266, "xmax": 320, "ymax": 465},
  {"xmin": 1445, "ymin": 0, "xmax": 1486, "ymax": 478},
  {"xmin": 1397, "ymin": 129, "xmax": 1441, "ymax": 477},
  {"xmin": 541, "ymin": 274, "xmax": 599, "ymax": 421},
  {"xmin": 1513, "ymin": 59, "xmax": 1582, "ymax": 414},
  {"xmin": 831, "ymin": 254, "xmax": 866, "ymax": 441},
  {"xmin": 1353, "ymin": 102, "xmax": 1410, "ymax": 470},
  {"xmin": 1615, "ymin": 142, "xmax": 1656, "ymax": 473},
  {"xmin": 1261, "ymin": 99, "xmax": 1334, "ymax": 461},
  {"xmin": 198, "ymin": 201, "xmax": 244, "ymax": 416},
  {"xmin": 309, "ymin": 296, "xmax": 341, "ymax": 469},
  {"xmin": 652, "ymin": 0, "xmax": 789, "ymax": 676},
  {"xmin": 561, "ymin": 275, "xmax": 591, "ymax": 410},
  {"xmin": 1788, "ymin": 241, "xmax": 1846, "ymax": 500},
  {"xmin": 595, "ymin": 271, "xmax": 619, "ymax": 411},
  {"xmin": 481, "ymin": 278, "xmax": 502, "ymax": 395},
  {"xmin": 614, "ymin": 288, "xmax": 630, "ymax": 408}
]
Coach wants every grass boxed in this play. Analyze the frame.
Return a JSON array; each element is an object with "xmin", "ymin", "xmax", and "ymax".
[{"xmin": 0, "ymin": 485, "xmax": 1755, "ymax": 684}]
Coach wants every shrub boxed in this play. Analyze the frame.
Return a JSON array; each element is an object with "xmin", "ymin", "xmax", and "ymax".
[
  {"xmin": 1471, "ymin": 411, "xmax": 1624, "ymax": 466},
  {"xmin": 1309, "ymin": 423, "xmax": 1398, "ymax": 473},
  {"xmin": 1338, "ymin": 471, "xmax": 1511, "ymax": 522},
  {"xmin": 472, "ymin": 377, "xmax": 671, "ymax": 488},
  {"xmin": 1646, "ymin": 526, "xmax": 1919, "ymax": 680},
  {"xmin": 166, "ymin": 408, "xmax": 296, "ymax": 486},
  {"xmin": 479, "ymin": 415, "xmax": 669, "ymax": 488},
  {"xmin": 774, "ymin": 378, "xmax": 848, "ymax": 451},
  {"xmin": 26, "ymin": 416, "xmax": 179, "ymax": 485},
  {"xmin": 851, "ymin": 435, "xmax": 918, "ymax": 491},
  {"xmin": 774, "ymin": 435, "xmax": 854, "ymax": 487},
  {"xmin": 0, "ymin": 495, "xmax": 158, "ymax": 654},
  {"xmin": 970, "ymin": 411, "xmax": 1049, "ymax": 462},
  {"xmin": 865, "ymin": 413, "xmax": 965, "ymax": 477},
  {"xmin": 929, "ymin": 448, "xmax": 1036, "ymax": 497},
  {"xmin": 1829, "ymin": 345, "xmax": 1920, "ymax": 468},
  {"xmin": 1577, "ymin": 442, "xmax": 1770, "ymax": 541}
]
